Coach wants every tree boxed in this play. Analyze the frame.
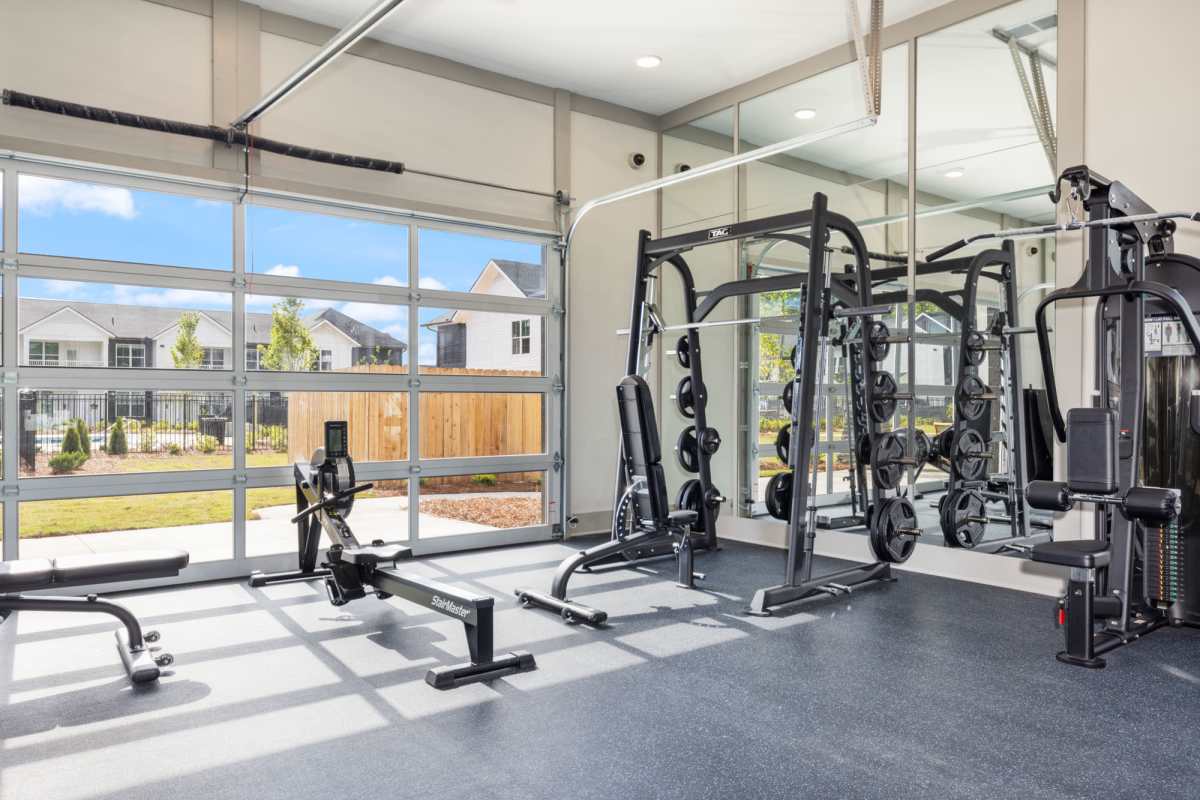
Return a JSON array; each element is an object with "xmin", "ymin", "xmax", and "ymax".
[
  {"xmin": 62, "ymin": 425, "xmax": 83, "ymax": 455},
  {"xmin": 260, "ymin": 297, "xmax": 318, "ymax": 372},
  {"xmin": 75, "ymin": 418, "xmax": 91, "ymax": 456},
  {"xmin": 171, "ymin": 311, "xmax": 205, "ymax": 369},
  {"xmin": 108, "ymin": 417, "xmax": 128, "ymax": 455}
]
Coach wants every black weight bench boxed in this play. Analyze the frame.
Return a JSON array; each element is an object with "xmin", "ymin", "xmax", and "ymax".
[{"xmin": 0, "ymin": 549, "xmax": 190, "ymax": 683}]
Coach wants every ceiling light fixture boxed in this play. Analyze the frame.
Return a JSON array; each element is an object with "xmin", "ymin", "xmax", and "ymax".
[
  {"xmin": 793, "ymin": 108, "xmax": 817, "ymax": 120},
  {"xmin": 635, "ymin": 55, "xmax": 662, "ymax": 69},
  {"xmin": 944, "ymin": 167, "xmax": 966, "ymax": 179}
]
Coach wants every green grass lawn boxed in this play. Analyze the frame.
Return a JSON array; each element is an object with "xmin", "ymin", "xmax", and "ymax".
[{"xmin": 20, "ymin": 485, "xmax": 302, "ymax": 538}]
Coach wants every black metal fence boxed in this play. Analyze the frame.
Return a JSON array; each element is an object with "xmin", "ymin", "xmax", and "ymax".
[{"xmin": 19, "ymin": 391, "xmax": 291, "ymax": 468}]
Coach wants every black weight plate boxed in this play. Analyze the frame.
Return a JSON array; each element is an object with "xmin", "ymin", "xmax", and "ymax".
[
  {"xmin": 869, "ymin": 496, "xmax": 918, "ymax": 563},
  {"xmin": 955, "ymin": 374, "xmax": 991, "ymax": 422},
  {"xmin": 869, "ymin": 371, "xmax": 899, "ymax": 423},
  {"xmin": 857, "ymin": 433, "xmax": 872, "ymax": 467},
  {"xmin": 963, "ymin": 330, "xmax": 987, "ymax": 367},
  {"xmin": 941, "ymin": 488, "xmax": 987, "ymax": 548},
  {"xmin": 913, "ymin": 429, "xmax": 931, "ymax": 465},
  {"xmin": 676, "ymin": 335, "xmax": 691, "ymax": 369},
  {"xmin": 699, "ymin": 427, "xmax": 722, "ymax": 455},
  {"xmin": 675, "ymin": 478, "xmax": 706, "ymax": 533},
  {"xmin": 782, "ymin": 381, "xmax": 794, "ymax": 414},
  {"xmin": 866, "ymin": 320, "xmax": 891, "ymax": 362},
  {"xmin": 675, "ymin": 375, "xmax": 698, "ymax": 419},
  {"xmin": 788, "ymin": 344, "xmax": 798, "ymax": 369},
  {"xmin": 775, "ymin": 425, "xmax": 791, "ymax": 464},
  {"xmin": 676, "ymin": 426, "xmax": 700, "ymax": 473},
  {"xmin": 871, "ymin": 431, "xmax": 905, "ymax": 490},
  {"xmin": 764, "ymin": 472, "xmax": 793, "ymax": 521},
  {"xmin": 953, "ymin": 428, "xmax": 988, "ymax": 481}
]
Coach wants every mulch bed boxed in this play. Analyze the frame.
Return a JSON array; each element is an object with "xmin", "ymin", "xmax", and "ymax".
[{"xmin": 418, "ymin": 497, "xmax": 542, "ymax": 529}]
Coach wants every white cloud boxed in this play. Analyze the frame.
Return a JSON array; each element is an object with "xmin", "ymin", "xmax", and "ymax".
[
  {"xmin": 374, "ymin": 275, "xmax": 405, "ymax": 287},
  {"xmin": 418, "ymin": 340, "xmax": 437, "ymax": 364},
  {"xmin": 338, "ymin": 301, "xmax": 405, "ymax": 324},
  {"xmin": 264, "ymin": 264, "xmax": 301, "ymax": 277},
  {"xmin": 20, "ymin": 175, "xmax": 137, "ymax": 219},
  {"xmin": 418, "ymin": 276, "xmax": 447, "ymax": 291},
  {"xmin": 112, "ymin": 286, "xmax": 225, "ymax": 309},
  {"xmin": 382, "ymin": 324, "xmax": 408, "ymax": 339}
]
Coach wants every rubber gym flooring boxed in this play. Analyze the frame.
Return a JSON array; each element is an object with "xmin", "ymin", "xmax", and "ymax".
[{"xmin": 3, "ymin": 537, "xmax": 1199, "ymax": 800}]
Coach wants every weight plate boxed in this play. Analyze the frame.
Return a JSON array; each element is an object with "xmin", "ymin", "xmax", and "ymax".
[
  {"xmin": 953, "ymin": 428, "xmax": 989, "ymax": 481},
  {"xmin": 764, "ymin": 472, "xmax": 793, "ymax": 521},
  {"xmin": 674, "ymin": 375, "xmax": 699, "ymax": 419},
  {"xmin": 866, "ymin": 320, "xmax": 891, "ymax": 362},
  {"xmin": 932, "ymin": 428, "xmax": 956, "ymax": 464},
  {"xmin": 699, "ymin": 427, "xmax": 722, "ymax": 455},
  {"xmin": 963, "ymin": 330, "xmax": 987, "ymax": 366},
  {"xmin": 871, "ymin": 431, "xmax": 905, "ymax": 490},
  {"xmin": 782, "ymin": 381, "xmax": 794, "ymax": 414},
  {"xmin": 913, "ymin": 429, "xmax": 931, "ymax": 465},
  {"xmin": 788, "ymin": 344, "xmax": 798, "ymax": 369},
  {"xmin": 955, "ymin": 374, "xmax": 991, "ymax": 422},
  {"xmin": 676, "ymin": 335, "xmax": 691, "ymax": 369},
  {"xmin": 775, "ymin": 425, "xmax": 792, "ymax": 464},
  {"xmin": 676, "ymin": 426, "xmax": 701, "ymax": 473},
  {"xmin": 869, "ymin": 371, "xmax": 899, "ymax": 423},
  {"xmin": 675, "ymin": 479, "xmax": 706, "ymax": 533},
  {"xmin": 869, "ymin": 496, "xmax": 918, "ymax": 563},
  {"xmin": 940, "ymin": 488, "xmax": 987, "ymax": 548},
  {"xmin": 857, "ymin": 433, "xmax": 873, "ymax": 467}
]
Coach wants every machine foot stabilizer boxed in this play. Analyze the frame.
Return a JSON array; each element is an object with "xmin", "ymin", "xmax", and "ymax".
[
  {"xmin": 425, "ymin": 651, "xmax": 537, "ymax": 690},
  {"xmin": 514, "ymin": 588, "xmax": 608, "ymax": 625}
]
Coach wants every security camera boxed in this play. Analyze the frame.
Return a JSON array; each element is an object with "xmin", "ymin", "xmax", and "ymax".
[
  {"xmin": 675, "ymin": 163, "xmax": 692, "ymax": 173},
  {"xmin": 628, "ymin": 152, "xmax": 646, "ymax": 169}
]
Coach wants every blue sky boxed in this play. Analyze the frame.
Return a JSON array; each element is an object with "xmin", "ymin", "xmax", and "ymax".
[{"xmin": 15, "ymin": 175, "xmax": 546, "ymax": 365}]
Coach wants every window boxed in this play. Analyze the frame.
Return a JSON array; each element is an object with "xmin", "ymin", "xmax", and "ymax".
[
  {"xmin": 421, "ymin": 393, "xmax": 544, "ymax": 458},
  {"xmin": 18, "ymin": 174, "xmax": 232, "ymax": 269},
  {"xmin": 29, "ymin": 341, "xmax": 59, "ymax": 366},
  {"xmin": 245, "ymin": 346, "xmax": 261, "ymax": 371},
  {"xmin": 201, "ymin": 348, "xmax": 225, "ymax": 370},
  {"xmin": 511, "ymin": 319, "xmax": 531, "ymax": 355},
  {"xmin": 245, "ymin": 294, "xmax": 407, "ymax": 373},
  {"xmin": 19, "ymin": 277, "xmax": 232, "ymax": 370},
  {"xmin": 246, "ymin": 479, "xmax": 408, "ymax": 557},
  {"xmin": 437, "ymin": 324, "xmax": 466, "ymax": 369},
  {"xmin": 417, "ymin": 228, "xmax": 545, "ymax": 295},
  {"xmin": 115, "ymin": 342, "xmax": 146, "ymax": 368},
  {"xmin": 418, "ymin": 471, "xmax": 546, "ymax": 534},
  {"xmin": 113, "ymin": 391, "xmax": 146, "ymax": 418},
  {"xmin": 246, "ymin": 390, "xmax": 407, "ymax": 467},
  {"xmin": 246, "ymin": 204, "xmax": 408, "ymax": 285}
]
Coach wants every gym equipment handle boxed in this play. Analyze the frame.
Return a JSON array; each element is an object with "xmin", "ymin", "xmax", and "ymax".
[{"xmin": 291, "ymin": 482, "xmax": 375, "ymax": 524}]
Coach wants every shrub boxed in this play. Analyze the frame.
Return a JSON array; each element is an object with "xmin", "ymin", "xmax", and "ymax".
[
  {"xmin": 75, "ymin": 418, "xmax": 91, "ymax": 456},
  {"xmin": 108, "ymin": 417, "xmax": 129, "ymax": 456},
  {"xmin": 198, "ymin": 435, "xmax": 219, "ymax": 454},
  {"xmin": 140, "ymin": 432, "xmax": 156, "ymax": 454},
  {"xmin": 167, "ymin": 442, "xmax": 183, "ymax": 456},
  {"xmin": 62, "ymin": 425, "xmax": 83, "ymax": 455},
  {"xmin": 471, "ymin": 473, "xmax": 498, "ymax": 486},
  {"xmin": 49, "ymin": 451, "xmax": 87, "ymax": 474}
]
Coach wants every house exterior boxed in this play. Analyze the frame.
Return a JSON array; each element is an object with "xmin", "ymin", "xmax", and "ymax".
[
  {"xmin": 423, "ymin": 259, "xmax": 543, "ymax": 372},
  {"xmin": 17, "ymin": 297, "xmax": 406, "ymax": 429},
  {"xmin": 18, "ymin": 298, "xmax": 405, "ymax": 371}
]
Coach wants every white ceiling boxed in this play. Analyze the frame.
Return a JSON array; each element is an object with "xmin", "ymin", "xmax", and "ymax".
[{"xmin": 250, "ymin": 0, "xmax": 959, "ymax": 114}]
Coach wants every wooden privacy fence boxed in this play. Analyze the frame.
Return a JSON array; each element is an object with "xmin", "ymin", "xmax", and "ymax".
[{"xmin": 287, "ymin": 366, "xmax": 544, "ymax": 488}]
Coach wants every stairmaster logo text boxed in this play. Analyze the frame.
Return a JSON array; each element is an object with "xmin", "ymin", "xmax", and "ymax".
[
  {"xmin": 708, "ymin": 227, "xmax": 730, "ymax": 240},
  {"xmin": 432, "ymin": 595, "xmax": 471, "ymax": 619}
]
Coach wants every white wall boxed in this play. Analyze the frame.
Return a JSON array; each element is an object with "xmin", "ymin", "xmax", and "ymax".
[
  {"xmin": 309, "ymin": 320, "xmax": 357, "ymax": 370},
  {"xmin": 0, "ymin": 0, "xmax": 214, "ymax": 166},
  {"xmin": 567, "ymin": 112, "xmax": 659, "ymax": 525},
  {"xmin": 157, "ymin": 314, "xmax": 235, "ymax": 367}
]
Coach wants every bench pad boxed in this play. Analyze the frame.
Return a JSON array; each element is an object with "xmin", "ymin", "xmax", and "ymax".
[
  {"xmin": 0, "ymin": 559, "xmax": 54, "ymax": 593},
  {"xmin": 0, "ymin": 549, "xmax": 189, "ymax": 594}
]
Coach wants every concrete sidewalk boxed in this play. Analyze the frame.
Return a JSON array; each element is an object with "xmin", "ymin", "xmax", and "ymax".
[{"xmin": 18, "ymin": 494, "xmax": 537, "ymax": 562}]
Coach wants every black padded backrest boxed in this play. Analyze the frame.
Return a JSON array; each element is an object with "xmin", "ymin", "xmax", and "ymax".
[
  {"xmin": 1066, "ymin": 407, "xmax": 1117, "ymax": 494},
  {"xmin": 1023, "ymin": 388, "xmax": 1054, "ymax": 481},
  {"xmin": 616, "ymin": 375, "xmax": 669, "ymax": 525}
]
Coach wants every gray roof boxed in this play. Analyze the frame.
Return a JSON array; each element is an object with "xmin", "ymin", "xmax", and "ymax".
[
  {"xmin": 19, "ymin": 297, "xmax": 405, "ymax": 351},
  {"xmin": 490, "ymin": 260, "xmax": 545, "ymax": 299}
]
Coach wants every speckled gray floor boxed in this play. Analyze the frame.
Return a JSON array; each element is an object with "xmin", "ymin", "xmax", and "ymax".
[{"xmin": 2, "ymin": 538, "xmax": 1199, "ymax": 800}]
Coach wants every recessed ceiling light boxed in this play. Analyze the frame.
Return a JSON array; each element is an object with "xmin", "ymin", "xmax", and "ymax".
[
  {"xmin": 944, "ymin": 167, "xmax": 966, "ymax": 179},
  {"xmin": 793, "ymin": 108, "xmax": 817, "ymax": 120},
  {"xmin": 635, "ymin": 55, "xmax": 662, "ymax": 69}
]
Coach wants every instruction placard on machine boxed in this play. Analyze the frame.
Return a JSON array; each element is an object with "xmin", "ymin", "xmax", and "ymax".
[{"xmin": 1145, "ymin": 317, "xmax": 1196, "ymax": 357}]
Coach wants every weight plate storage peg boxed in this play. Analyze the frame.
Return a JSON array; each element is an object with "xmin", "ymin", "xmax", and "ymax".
[
  {"xmin": 676, "ymin": 335, "xmax": 691, "ymax": 369},
  {"xmin": 866, "ymin": 320, "xmax": 891, "ymax": 362},
  {"xmin": 676, "ymin": 426, "xmax": 701, "ymax": 473},
  {"xmin": 774, "ymin": 425, "xmax": 791, "ymax": 464},
  {"xmin": 939, "ymin": 487, "xmax": 988, "ymax": 548},
  {"xmin": 955, "ymin": 374, "xmax": 993, "ymax": 422},
  {"xmin": 952, "ymin": 428, "xmax": 990, "ymax": 481},
  {"xmin": 674, "ymin": 375, "xmax": 704, "ymax": 419},
  {"xmin": 869, "ymin": 371, "xmax": 900, "ymax": 423},
  {"xmin": 675, "ymin": 479, "xmax": 707, "ymax": 532},
  {"xmin": 869, "ymin": 496, "xmax": 919, "ymax": 563},
  {"xmin": 764, "ymin": 472, "xmax": 793, "ymax": 521}
]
